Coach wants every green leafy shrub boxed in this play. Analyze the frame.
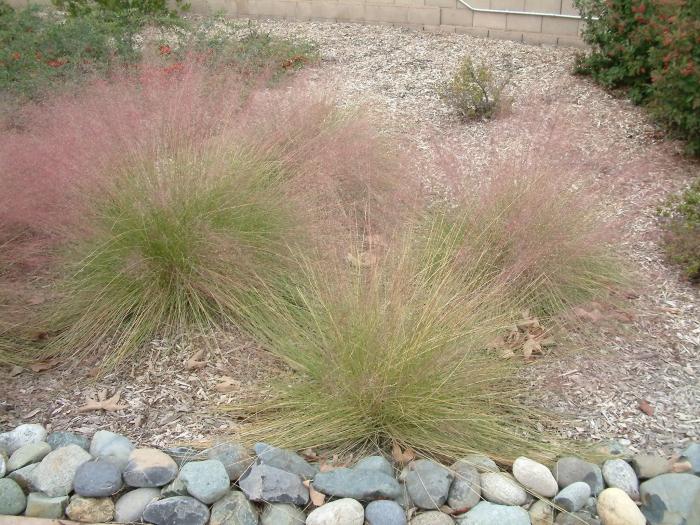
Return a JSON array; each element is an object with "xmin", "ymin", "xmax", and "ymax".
[
  {"xmin": 181, "ymin": 19, "xmax": 319, "ymax": 77},
  {"xmin": 0, "ymin": 5, "xmax": 140, "ymax": 100},
  {"xmin": 230, "ymin": 233, "xmax": 560, "ymax": 463},
  {"xmin": 53, "ymin": 0, "xmax": 189, "ymax": 21},
  {"xmin": 575, "ymin": 0, "xmax": 700, "ymax": 155},
  {"xmin": 659, "ymin": 178, "xmax": 700, "ymax": 282},
  {"xmin": 439, "ymin": 57, "xmax": 510, "ymax": 121}
]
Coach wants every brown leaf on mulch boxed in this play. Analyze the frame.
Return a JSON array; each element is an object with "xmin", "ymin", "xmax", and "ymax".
[
  {"xmin": 391, "ymin": 442, "xmax": 416, "ymax": 465},
  {"xmin": 185, "ymin": 349, "xmax": 207, "ymax": 370},
  {"xmin": 29, "ymin": 358, "xmax": 60, "ymax": 372},
  {"xmin": 638, "ymin": 399, "xmax": 654, "ymax": 416},
  {"xmin": 78, "ymin": 389, "xmax": 128, "ymax": 413}
]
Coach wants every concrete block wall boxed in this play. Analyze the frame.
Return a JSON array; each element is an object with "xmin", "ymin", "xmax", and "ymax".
[
  {"xmin": 190, "ymin": 0, "xmax": 586, "ymax": 46},
  {"xmin": 6, "ymin": 0, "xmax": 584, "ymax": 47}
]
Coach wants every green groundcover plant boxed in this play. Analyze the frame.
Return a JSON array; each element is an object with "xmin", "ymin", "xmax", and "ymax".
[
  {"xmin": 659, "ymin": 178, "xmax": 700, "ymax": 282},
  {"xmin": 575, "ymin": 0, "xmax": 700, "ymax": 155},
  {"xmin": 0, "ymin": 4, "xmax": 141, "ymax": 100}
]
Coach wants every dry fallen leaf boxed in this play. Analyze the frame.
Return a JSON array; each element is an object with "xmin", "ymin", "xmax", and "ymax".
[
  {"xmin": 319, "ymin": 462, "xmax": 335, "ymax": 473},
  {"xmin": 303, "ymin": 481, "xmax": 326, "ymax": 506},
  {"xmin": 78, "ymin": 389, "xmax": 128, "ymax": 413},
  {"xmin": 185, "ymin": 349, "xmax": 207, "ymax": 370},
  {"xmin": 214, "ymin": 376, "xmax": 240, "ymax": 393},
  {"xmin": 9, "ymin": 365, "xmax": 24, "ymax": 377},
  {"xmin": 522, "ymin": 336, "xmax": 541, "ymax": 360},
  {"xmin": 29, "ymin": 358, "xmax": 60, "ymax": 372},
  {"xmin": 638, "ymin": 399, "xmax": 654, "ymax": 416},
  {"xmin": 23, "ymin": 408, "xmax": 41, "ymax": 419},
  {"xmin": 671, "ymin": 460, "xmax": 692, "ymax": 473},
  {"xmin": 391, "ymin": 442, "xmax": 416, "ymax": 465}
]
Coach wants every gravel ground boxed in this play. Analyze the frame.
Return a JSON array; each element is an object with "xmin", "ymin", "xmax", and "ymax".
[{"xmin": 1, "ymin": 19, "xmax": 698, "ymax": 455}]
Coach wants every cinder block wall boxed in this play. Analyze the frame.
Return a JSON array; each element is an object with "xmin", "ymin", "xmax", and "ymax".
[{"xmin": 191, "ymin": 0, "xmax": 586, "ymax": 46}]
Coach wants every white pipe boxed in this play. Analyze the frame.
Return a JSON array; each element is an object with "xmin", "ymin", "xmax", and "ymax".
[{"xmin": 456, "ymin": 0, "xmax": 591, "ymax": 20}]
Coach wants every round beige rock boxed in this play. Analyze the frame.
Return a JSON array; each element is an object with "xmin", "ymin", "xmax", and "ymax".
[
  {"xmin": 306, "ymin": 498, "xmax": 364, "ymax": 525},
  {"xmin": 597, "ymin": 488, "xmax": 645, "ymax": 525},
  {"xmin": 513, "ymin": 457, "xmax": 558, "ymax": 497},
  {"xmin": 480, "ymin": 472, "xmax": 528, "ymax": 506}
]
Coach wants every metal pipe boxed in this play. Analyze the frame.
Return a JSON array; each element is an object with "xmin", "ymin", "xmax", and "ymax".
[{"xmin": 456, "ymin": 0, "xmax": 590, "ymax": 20}]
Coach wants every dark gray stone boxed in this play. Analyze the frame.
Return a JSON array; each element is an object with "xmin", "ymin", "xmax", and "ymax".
[
  {"xmin": 254, "ymin": 443, "xmax": 317, "ymax": 479},
  {"xmin": 312, "ymin": 467, "xmax": 401, "ymax": 500},
  {"xmin": 366, "ymin": 500, "xmax": 407, "ymax": 525},
  {"xmin": 24, "ymin": 493, "xmax": 69, "ymax": 519},
  {"xmin": 73, "ymin": 459, "xmax": 123, "ymax": 497},
  {"xmin": 553, "ymin": 481, "xmax": 591, "ymax": 512},
  {"xmin": 602, "ymin": 459, "xmax": 639, "ymax": 500},
  {"xmin": 447, "ymin": 460, "xmax": 480, "ymax": 510},
  {"xmin": 640, "ymin": 473, "xmax": 700, "ymax": 525},
  {"xmin": 206, "ymin": 443, "xmax": 254, "ymax": 481},
  {"xmin": 179, "ymin": 459, "xmax": 230, "ymax": 504},
  {"xmin": 143, "ymin": 496, "xmax": 210, "ymax": 525},
  {"xmin": 355, "ymin": 456, "xmax": 394, "ymax": 478},
  {"xmin": 210, "ymin": 490, "xmax": 259, "ymax": 525},
  {"xmin": 456, "ymin": 501, "xmax": 529, "ymax": 525},
  {"xmin": 0, "ymin": 478, "xmax": 26, "ymax": 515},
  {"xmin": 405, "ymin": 459, "xmax": 454, "ymax": 510},
  {"xmin": 123, "ymin": 448, "xmax": 179, "ymax": 488},
  {"xmin": 47, "ymin": 431, "xmax": 90, "ymax": 451},
  {"xmin": 114, "ymin": 487, "xmax": 161, "ymax": 523},
  {"xmin": 553, "ymin": 457, "xmax": 604, "ymax": 495},
  {"xmin": 239, "ymin": 463, "xmax": 309, "ymax": 506},
  {"xmin": 89, "ymin": 430, "xmax": 133, "ymax": 470},
  {"xmin": 29, "ymin": 444, "xmax": 92, "ymax": 497}
]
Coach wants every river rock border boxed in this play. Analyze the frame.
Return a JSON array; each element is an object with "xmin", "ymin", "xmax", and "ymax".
[{"xmin": 0, "ymin": 424, "xmax": 698, "ymax": 524}]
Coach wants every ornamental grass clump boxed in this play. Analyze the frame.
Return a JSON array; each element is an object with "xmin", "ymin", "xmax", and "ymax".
[
  {"xmin": 0, "ymin": 61, "xmax": 414, "ymax": 368},
  {"xmin": 422, "ymin": 150, "xmax": 623, "ymax": 318},
  {"xmin": 228, "ymin": 230, "xmax": 561, "ymax": 463},
  {"xmin": 46, "ymin": 144, "xmax": 307, "ymax": 368}
]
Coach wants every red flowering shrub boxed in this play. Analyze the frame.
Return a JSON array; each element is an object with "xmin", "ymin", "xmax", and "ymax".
[{"xmin": 575, "ymin": 0, "xmax": 700, "ymax": 155}]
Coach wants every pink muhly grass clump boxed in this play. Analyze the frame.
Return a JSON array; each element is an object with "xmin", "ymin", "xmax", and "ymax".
[
  {"xmin": 0, "ymin": 60, "xmax": 417, "ymax": 367},
  {"xmin": 424, "ymin": 130, "xmax": 624, "ymax": 318}
]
